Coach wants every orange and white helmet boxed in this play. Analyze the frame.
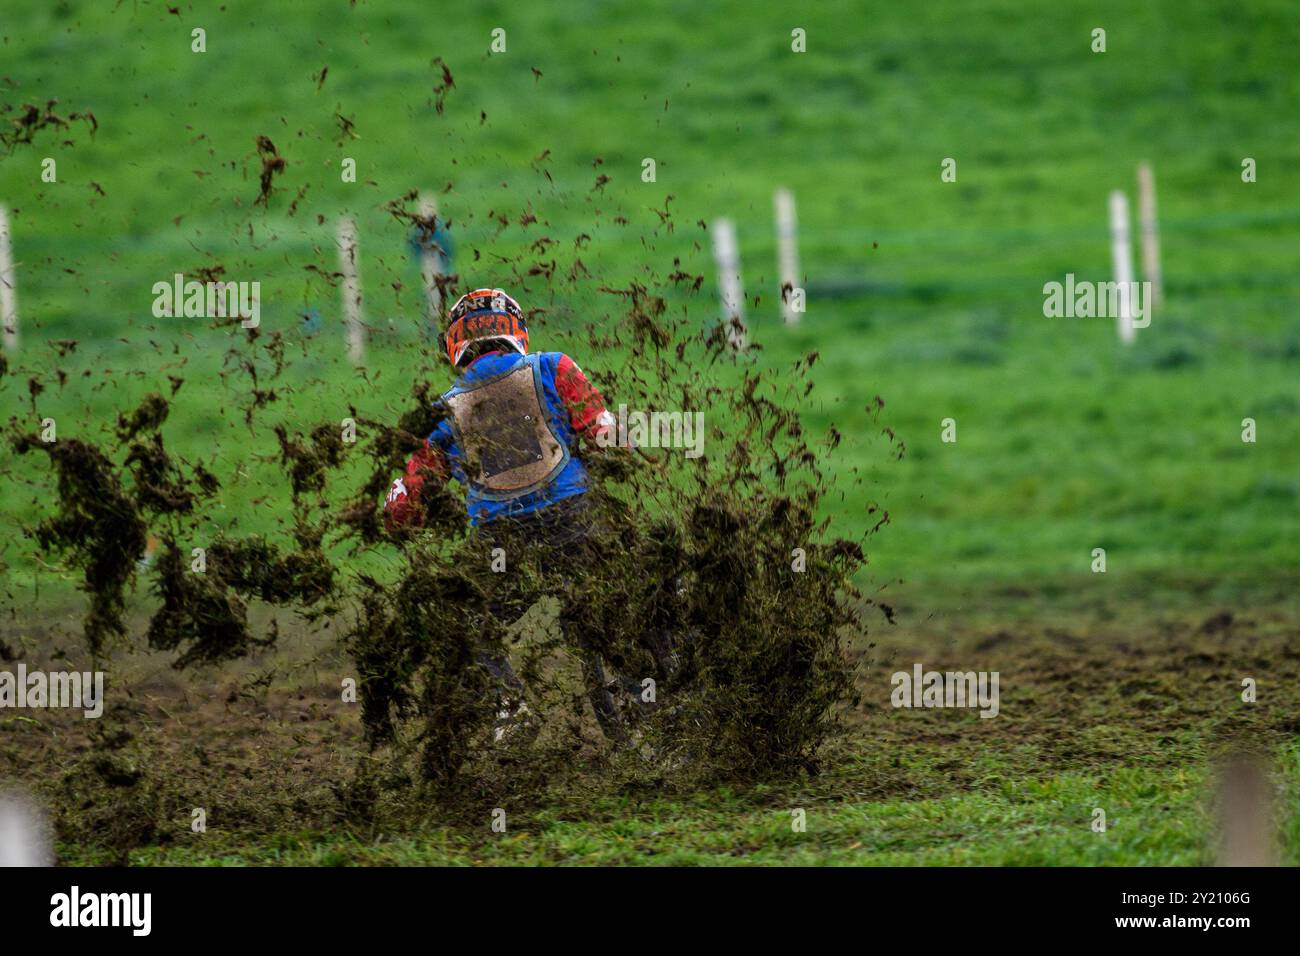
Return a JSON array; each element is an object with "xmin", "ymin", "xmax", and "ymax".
[{"xmin": 444, "ymin": 288, "xmax": 528, "ymax": 366}]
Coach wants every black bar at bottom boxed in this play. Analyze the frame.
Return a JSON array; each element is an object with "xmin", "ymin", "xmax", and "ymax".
[{"xmin": 0, "ymin": 866, "xmax": 1285, "ymax": 941}]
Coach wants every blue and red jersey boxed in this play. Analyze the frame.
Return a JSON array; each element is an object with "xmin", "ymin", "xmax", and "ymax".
[{"xmin": 384, "ymin": 351, "xmax": 614, "ymax": 528}]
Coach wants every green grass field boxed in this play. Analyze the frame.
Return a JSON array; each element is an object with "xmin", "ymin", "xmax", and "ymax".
[{"xmin": 1, "ymin": 0, "xmax": 1298, "ymax": 865}]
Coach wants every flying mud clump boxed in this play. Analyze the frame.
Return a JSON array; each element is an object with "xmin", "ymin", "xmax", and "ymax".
[
  {"xmin": 8, "ymin": 393, "xmax": 335, "ymax": 665},
  {"xmin": 13, "ymin": 290, "xmax": 874, "ymax": 793}
]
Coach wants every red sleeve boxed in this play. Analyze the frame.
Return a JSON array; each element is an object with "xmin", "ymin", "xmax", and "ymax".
[
  {"xmin": 554, "ymin": 354, "xmax": 616, "ymax": 444},
  {"xmin": 383, "ymin": 440, "xmax": 448, "ymax": 531}
]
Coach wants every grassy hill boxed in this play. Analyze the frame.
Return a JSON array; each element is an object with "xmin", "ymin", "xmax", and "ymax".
[
  {"xmin": 3, "ymin": 0, "xmax": 1299, "ymax": 590},
  {"xmin": 1, "ymin": 0, "xmax": 1298, "ymax": 865},
  {"xmin": 3, "ymin": 0, "xmax": 1298, "ymax": 593}
]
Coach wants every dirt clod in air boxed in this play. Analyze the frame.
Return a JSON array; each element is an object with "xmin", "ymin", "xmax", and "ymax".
[
  {"xmin": 253, "ymin": 135, "xmax": 287, "ymax": 207},
  {"xmin": 0, "ymin": 98, "xmax": 97, "ymax": 152},
  {"xmin": 10, "ymin": 434, "xmax": 150, "ymax": 656}
]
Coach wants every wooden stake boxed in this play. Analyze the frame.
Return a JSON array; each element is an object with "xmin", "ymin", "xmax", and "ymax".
[
  {"xmin": 418, "ymin": 192, "xmax": 446, "ymax": 333},
  {"xmin": 773, "ymin": 188, "xmax": 801, "ymax": 324},
  {"xmin": 712, "ymin": 217, "xmax": 747, "ymax": 349},
  {"xmin": 1108, "ymin": 191, "xmax": 1136, "ymax": 344},
  {"xmin": 1137, "ymin": 162, "xmax": 1163, "ymax": 309},
  {"xmin": 0, "ymin": 794, "xmax": 50, "ymax": 867},
  {"xmin": 0, "ymin": 206, "xmax": 18, "ymax": 352},
  {"xmin": 1216, "ymin": 753, "xmax": 1274, "ymax": 867},
  {"xmin": 337, "ymin": 216, "xmax": 364, "ymax": 363}
]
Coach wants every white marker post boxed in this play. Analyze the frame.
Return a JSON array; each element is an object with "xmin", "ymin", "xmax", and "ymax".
[
  {"xmin": 337, "ymin": 216, "xmax": 364, "ymax": 363},
  {"xmin": 0, "ymin": 206, "xmax": 18, "ymax": 352},
  {"xmin": 1136, "ymin": 162, "xmax": 1163, "ymax": 309},
  {"xmin": 712, "ymin": 217, "xmax": 747, "ymax": 349},
  {"xmin": 1108, "ymin": 190, "xmax": 1136, "ymax": 344},
  {"xmin": 418, "ymin": 192, "xmax": 446, "ymax": 333},
  {"xmin": 0, "ymin": 794, "xmax": 51, "ymax": 867},
  {"xmin": 1216, "ymin": 755, "xmax": 1275, "ymax": 867},
  {"xmin": 773, "ymin": 188, "xmax": 801, "ymax": 324}
]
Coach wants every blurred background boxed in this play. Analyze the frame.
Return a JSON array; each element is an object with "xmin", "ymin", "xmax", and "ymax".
[
  {"xmin": 1, "ymin": 0, "xmax": 1299, "ymax": 868},
  {"xmin": 1, "ymin": 0, "xmax": 1297, "ymax": 606}
]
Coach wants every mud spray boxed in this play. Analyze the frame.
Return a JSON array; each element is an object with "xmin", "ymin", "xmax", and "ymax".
[{"xmin": 3, "ymin": 172, "xmax": 893, "ymax": 849}]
